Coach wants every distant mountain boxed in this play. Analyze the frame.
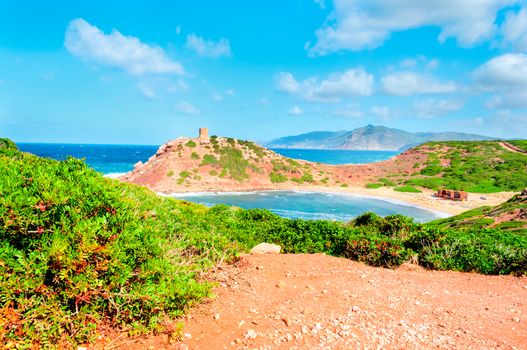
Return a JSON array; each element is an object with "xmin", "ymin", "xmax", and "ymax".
[{"xmin": 265, "ymin": 125, "xmax": 495, "ymax": 151}]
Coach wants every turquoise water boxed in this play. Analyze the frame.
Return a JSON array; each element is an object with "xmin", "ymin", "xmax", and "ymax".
[
  {"xmin": 271, "ymin": 148, "xmax": 398, "ymax": 165},
  {"xmin": 174, "ymin": 191, "xmax": 446, "ymax": 223}
]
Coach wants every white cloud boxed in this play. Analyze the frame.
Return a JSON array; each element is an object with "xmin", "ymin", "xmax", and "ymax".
[
  {"xmin": 276, "ymin": 72, "xmax": 300, "ymax": 94},
  {"xmin": 212, "ymin": 91, "xmax": 224, "ymax": 101},
  {"xmin": 65, "ymin": 18, "xmax": 183, "ymax": 75},
  {"xmin": 186, "ymin": 34, "xmax": 231, "ymax": 58},
  {"xmin": 174, "ymin": 102, "xmax": 199, "ymax": 115},
  {"xmin": 334, "ymin": 104, "xmax": 363, "ymax": 118},
  {"xmin": 502, "ymin": 8, "xmax": 527, "ymax": 51},
  {"xmin": 314, "ymin": 0, "xmax": 326, "ymax": 9},
  {"xmin": 260, "ymin": 97, "xmax": 269, "ymax": 105},
  {"xmin": 276, "ymin": 68, "xmax": 374, "ymax": 102},
  {"xmin": 382, "ymin": 71, "xmax": 457, "ymax": 96},
  {"xmin": 309, "ymin": 0, "xmax": 518, "ymax": 55},
  {"xmin": 474, "ymin": 53, "xmax": 527, "ymax": 108},
  {"xmin": 137, "ymin": 83, "xmax": 157, "ymax": 99},
  {"xmin": 176, "ymin": 25, "xmax": 181, "ymax": 35},
  {"xmin": 413, "ymin": 99, "xmax": 463, "ymax": 118},
  {"xmin": 211, "ymin": 88, "xmax": 235, "ymax": 101},
  {"xmin": 370, "ymin": 105, "xmax": 390, "ymax": 118},
  {"xmin": 288, "ymin": 106, "xmax": 304, "ymax": 115}
]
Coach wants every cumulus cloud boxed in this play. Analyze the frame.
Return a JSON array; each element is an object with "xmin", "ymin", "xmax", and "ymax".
[
  {"xmin": 501, "ymin": 8, "xmax": 527, "ymax": 51},
  {"xmin": 276, "ymin": 68, "xmax": 374, "ymax": 102},
  {"xmin": 334, "ymin": 104, "xmax": 363, "ymax": 118},
  {"xmin": 186, "ymin": 34, "xmax": 231, "ymax": 57},
  {"xmin": 288, "ymin": 106, "xmax": 304, "ymax": 115},
  {"xmin": 309, "ymin": 0, "xmax": 518, "ymax": 55},
  {"xmin": 413, "ymin": 99, "xmax": 463, "ymax": 118},
  {"xmin": 370, "ymin": 105, "xmax": 391, "ymax": 118},
  {"xmin": 211, "ymin": 88, "xmax": 235, "ymax": 101},
  {"xmin": 174, "ymin": 102, "xmax": 199, "ymax": 115},
  {"xmin": 137, "ymin": 83, "xmax": 157, "ymax": 99},
  {"xmin": 65, "ymin": 18, "xmax": 183, "ymax": 75},
  {"xmin": 474, "ymin": 53, "xmax": 527, "ymax": 108},
  {"xmin": 381, "ymin": 71, "xmax": 457, "ymax": 96}
]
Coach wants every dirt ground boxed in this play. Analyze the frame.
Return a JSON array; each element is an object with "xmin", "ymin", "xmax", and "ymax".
[{"xmin": 105, "ymin": 253, "xmax": 527, "ymax": 350}]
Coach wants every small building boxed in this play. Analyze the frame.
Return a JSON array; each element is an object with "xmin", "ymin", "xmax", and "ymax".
[
  {"xmin": 199, "ymin": 127, "xmax": 210, "ymax": 144},
  {"xmin": 435, "ymin": 189, "xmax": 468, "ymax": 201}
]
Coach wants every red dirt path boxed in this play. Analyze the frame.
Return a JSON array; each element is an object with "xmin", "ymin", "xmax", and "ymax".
[{"xmin": 167, "ymin": 253, "xmax": 526, "ymax": 349}]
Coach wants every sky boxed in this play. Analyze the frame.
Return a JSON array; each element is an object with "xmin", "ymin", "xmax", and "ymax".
[{"xmin": 1, "ymin": 0, "xmax": 527, "ymax": 144}]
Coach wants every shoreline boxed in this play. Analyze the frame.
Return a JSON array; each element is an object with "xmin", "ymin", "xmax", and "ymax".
[{"xmin": 161, "ymin": 184, "xmax": 515, "ymax": 217}]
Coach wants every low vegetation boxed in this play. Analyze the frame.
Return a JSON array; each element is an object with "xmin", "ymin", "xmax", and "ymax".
[
  {"xmin": 2, "ymin": 138, "xmax": 526, "ymax": 347},
  {"xmin": 394, "ymin": 185, "xmax": 422, "ymax": 193},
  {"xmin": 392, "ymin": 141, "xmax": 527, "ymax": 193}
]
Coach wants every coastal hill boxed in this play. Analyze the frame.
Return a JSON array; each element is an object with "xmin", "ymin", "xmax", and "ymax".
[
  {"xmin": 265, "ymin": 125, "xmax": 495, "ymax": 151},
  {"xmin": 121, "ymin": 130, "xmax": 527, "ymax": 197}
]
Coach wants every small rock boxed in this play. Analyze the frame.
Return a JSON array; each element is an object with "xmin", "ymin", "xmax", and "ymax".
[
  {"xmin": 281, "ymin": 317, "xmax": 291, "ymax": 327},
  {"xmin": 276, "ymin": 281, "xmax": 286, "ymax": 288},
  {"xmin": 238, "ymin": 320, "xmax": 245, "ymax": 327},
  {"xmin": 244, "ymin": 329, "xmax": 258, "ymax": 339},
  {"xmin": 214, "ymin": 313, "xmax": 220, "ymax": 320},
  {"xmin": 352, "ymin": 306, "xmax": 360, "ymax": 312},
  {"xmin": 250, "ymin": 243, "xmax": 281, "ymax": 254},
  {"xmin": 513, "ymin": 317, "xmax": 520, "ymax": 323},
  {"xmin": 77, "ymin": 347, "xmax": 87, "ymax": 350}
]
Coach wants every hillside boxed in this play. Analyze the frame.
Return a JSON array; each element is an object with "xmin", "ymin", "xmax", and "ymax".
[
  {"xmin": 431, "ymin": 191, "xmax": 527, "ymax": 233},
  {"xmin": 266, "ymin": 125, "xmax": 494, "ymax": 151},
  {"xmin": 121, "ymin": 133, "xmax": 527, "ymax": 196},
  {"xmin": 2, "ymin": 138, "xmax": 527, "ymax": 347}
]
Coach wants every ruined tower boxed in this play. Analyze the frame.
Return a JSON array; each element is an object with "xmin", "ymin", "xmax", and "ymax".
[{"xmin": 199, "ymin": 127, "xmax": 209, "ymax": 143}]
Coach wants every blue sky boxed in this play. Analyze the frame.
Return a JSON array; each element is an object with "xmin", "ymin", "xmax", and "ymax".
[{"xmin": 1, "ymin": 0, "xmax": 527, "ymax": 144}]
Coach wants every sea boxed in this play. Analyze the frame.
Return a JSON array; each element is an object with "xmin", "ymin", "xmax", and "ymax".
[{"xmin": 17, "ymin": 143, "xmax": 443, "ymax": 222}]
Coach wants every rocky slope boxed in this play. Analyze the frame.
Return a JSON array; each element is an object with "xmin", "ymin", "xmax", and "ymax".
[
  {"xmin": 266, "ymin": 125, "xmax": 494, "ymax": 151},
  {"xmin": 119, "ymin": 134, "xmax": 425, "ymax": 193}
]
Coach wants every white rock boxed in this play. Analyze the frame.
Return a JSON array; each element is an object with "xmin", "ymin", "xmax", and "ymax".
[
  {"xmin": 250, "ymin": 243, "xmax": 281, "ymax": 254},
  {"xmin": 244, "ymin": 329, "xmax": 258, "ymax": 339}
]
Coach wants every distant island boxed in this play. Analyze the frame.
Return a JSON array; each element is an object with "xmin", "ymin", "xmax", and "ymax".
[{"xmin": 265, "ymin": 125, "xmax": 495, "ymax": 151}]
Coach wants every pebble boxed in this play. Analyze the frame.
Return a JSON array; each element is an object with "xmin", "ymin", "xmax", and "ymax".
[{"xmin": 244, "ymin": 329, "xmax": 258, "ymax": 339}]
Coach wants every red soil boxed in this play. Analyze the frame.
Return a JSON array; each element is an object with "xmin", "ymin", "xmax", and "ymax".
[{"xmin": 99, "ymin": 254, "xmax": 527, "ymax": 349}]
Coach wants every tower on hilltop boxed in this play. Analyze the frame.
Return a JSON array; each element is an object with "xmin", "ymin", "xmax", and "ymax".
[{"xmin": 199, "ymin": 127, "xmax": 209, "ymax": 143}]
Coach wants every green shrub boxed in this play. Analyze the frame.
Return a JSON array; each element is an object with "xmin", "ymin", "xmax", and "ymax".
[
  {"xmin": 167, "ymin": 170, "xmax": 174, "ymax": 177},
  {"xmin": 201, "ymin": 154, "xmax": 218, "ymax": 165},
  {"xmin": 185, "ymin": 140, "xmax": 197, "ymax": 148},
  {"xmin": 378, "ymin": 178, "xmax": 395, "ymax": 186},
  {"xmin": 394, "ymin": 185, "xmax": 422, "ymax": 193},
  {"xmin": 270, "ymin": 172, "xmax": 288, "ymax": 183},
  {"xmin": 191, "ymin": 152, "xmax": 200, "ymax": 160},
  {"xmin": 366, "ymin": 183, "xmax": 383, "ymax": 189},
  {"xmin": 344, "ymin": 236, "xmax": 409, "ymax": 267},
  {"xmin": 209, "ymin": 170, "xmax": 218, "ymax": 176}
]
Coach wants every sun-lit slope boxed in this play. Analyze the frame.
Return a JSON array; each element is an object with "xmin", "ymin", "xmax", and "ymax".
[
  {"xmin": 430, "ymin": 192, "xmax": 527, "ymax": 234},
  {"xmin": 120, "ymin": 135, "xmax": 354, "ymax": 192},
  {"xmin": 367, "ymin": 141, "xmax": 527, "ymax": 193},
  {"xmin": 122, "ymin": 137, "xmax": 527, "ymax": 194}
]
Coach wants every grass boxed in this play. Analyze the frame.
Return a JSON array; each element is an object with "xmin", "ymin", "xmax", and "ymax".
[
  {"xmin": 394, "ymin": 185, "xmax": 422, "ymax": 193},
  {"xmin": 269, "ymin": 172, "xmax": 288, "ymax": 183},
  {"xmin": 395, "ymin": 141, "xmax": 527, "ymax": 193},
  {"xmin": 366, "ymin": 183, "xmax": 383, "ymax": 189},
  {"xmin": 509, "ymin": 140, "xmax": 527, "ymax": 152}
]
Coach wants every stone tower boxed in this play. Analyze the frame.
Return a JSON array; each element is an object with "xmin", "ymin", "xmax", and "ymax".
[{"xmin": 199, "ymin": 127, "xmax": 209, "ymax": 143}]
